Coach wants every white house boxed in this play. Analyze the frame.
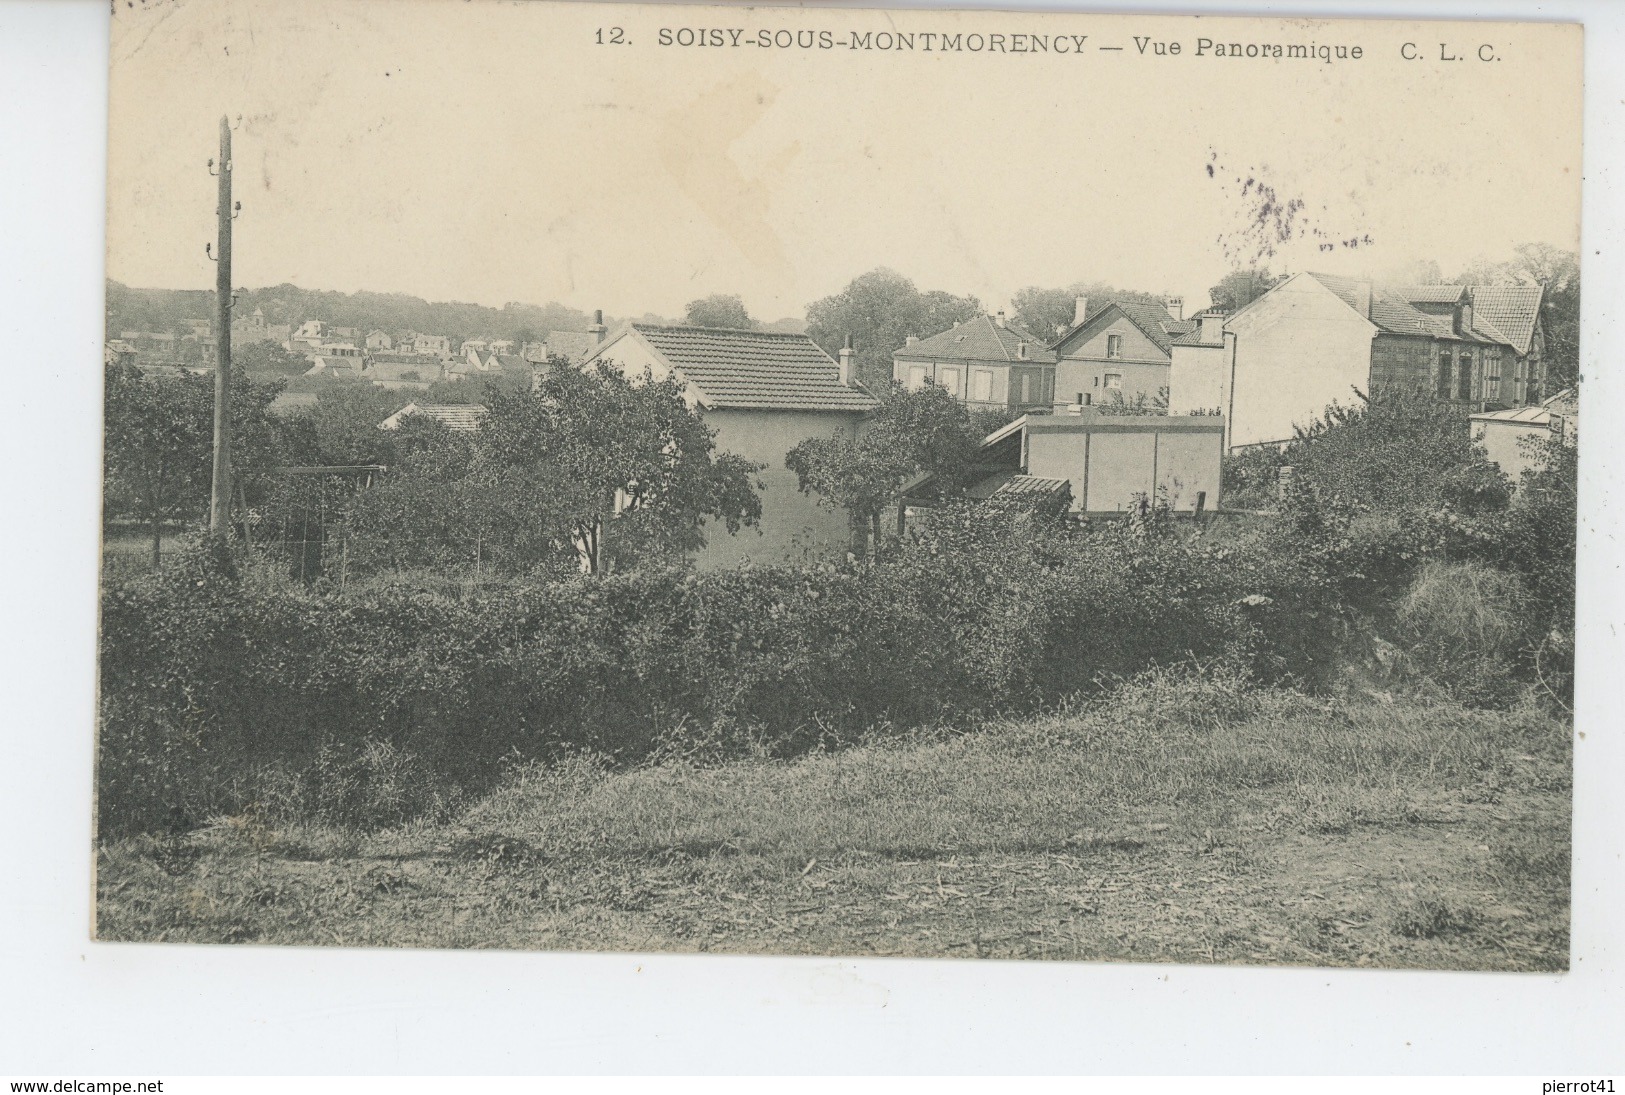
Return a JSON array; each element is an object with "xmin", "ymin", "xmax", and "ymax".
[{"xmin": 581, "ymin": 323, "xmax": 880, "ymax": 566}]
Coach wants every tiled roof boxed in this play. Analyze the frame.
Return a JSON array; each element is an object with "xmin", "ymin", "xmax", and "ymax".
[
  {"xmin": 543, "ymin": 331, "xmax": 599, "ymax": 364},
  {"xmin": 1395, "ymin": 284, "xmax": 1468, "ymax": 304},
  {"xmin": 492, "ymin": 354, "xmax": 534, "ymax": 379},
  {"xmin": 967, "ymin": 471, "xmax": 1072, "ymax": 502},
  {"xmin": 379, "ymin": 403, "xmax": 487, "ymax": 431},
  {"xmin": 893, "ymin": 314, "xmax": 1057, "ymax": 364},
  {"xmin": 1308, "ymin": 273, "xmax": 1462, "ymax": 340},
  {"xmin": 1308, "ymin": 273, "xmax": 1533, "ymax": 350},
  {"xmin": 1053, "ymin": 301, "xmax": 1194, "ymax": 357},
  {"xmin": 625, "ymin": 324, "xmax": 881, "ymax": 412},
  {"xmin": 1470, "ymin": 285, "xmax": 1544, "ymax": 355}
]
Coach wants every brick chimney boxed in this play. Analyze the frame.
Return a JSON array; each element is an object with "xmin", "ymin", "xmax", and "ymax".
[
  {"xmin": 589, "ymin": 308, "xmax": 607, "ymax": 344},
  {"xmin": 1164, "ymin": 296, "xmax": 1184, "ymax": 322},
  {"xmin": 838, "ymin": 334, "xmax": 856, "ymax": 387},
  {"xmin": 1072, "ymin": 296, "xmax": 1089, "ymax": 327},
  {"xmin": 1198, "ymin": 309, "xmax": 1228, "ymax": 344},
  {"xmin": 995, "ymin": 310, "xmax": 1007, "ymax": 328}
]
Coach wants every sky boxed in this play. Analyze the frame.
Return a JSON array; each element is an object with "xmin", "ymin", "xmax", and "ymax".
[{"xmin": 106, "ymin": 0, "xmax": 1583, "ymax": 323}]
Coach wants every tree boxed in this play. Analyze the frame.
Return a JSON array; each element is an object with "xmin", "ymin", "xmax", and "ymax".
[
  {"xmin": 1011, "ymin": 281, "xmax": 1175, "ymax": 338},
  {"xmin": 235, "ymin": 340, "xmax": 310, "ymax": 379},
  {"xmin": 805, "ymin": 269, "xmax": 981, "ymax": 392},
  {"xmin": 683, "ymin": 294, "xmax": 755, "ymax": 329},
  {"xmin": 1452, "ymin": 244, "xmax": 1580, "ymax": 391},
  {"xmin": 300, "ymin": 382, "xmax": 412, "ymax": 467},
  {"xmin": 785, "ymin": 382, "xmax": 982, "ymax": 556},
  {"xmin": 1206, "ymin": 268, "xmax": 1279, "ymax": 313},
  {"xmin": 348, "ymin": 362, "xmax": 763, "ymax": 575},
  {"xmin": 103, "ymin": 361, "xmax": 286, "ymax": 565}
]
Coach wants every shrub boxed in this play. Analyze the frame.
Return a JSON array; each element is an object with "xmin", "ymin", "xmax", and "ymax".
[{"xmin": 1393, "ymin": 560, "xmax": 1532, "ymax": 707}]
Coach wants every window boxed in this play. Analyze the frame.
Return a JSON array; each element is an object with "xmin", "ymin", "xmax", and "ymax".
[
  {"xmin": 1457, "ymin": 351, "xmax": 1473, "ymax": 401},
  {"xmin": 1106, "ymin": 333, "xmax": 1123, "ymax": 359},
  {"xmin": 1020, "ymin": 374, "xmax": 1032, "ymax": 404},
  {"xmin": 940, "ymin": 367, "xmax": 961, "ymax": 395},
  {"xmin": 1436, "ymin": 351, "xmax": 1453, "ymax": 398},
  {"xmin": 1482, "ymin": 350, "xmax": 1501, "ymax": 402},
  {"xmin": 1104, "ymin": 372, "xmax": 1123, "ymax": 391},
  {"xmin": 907, "ymin": 365, "xmax": 928, "ymax": 390},
  {"xmin": 972, "ymin": 370, "xmax": 993, "ymax": 402}
]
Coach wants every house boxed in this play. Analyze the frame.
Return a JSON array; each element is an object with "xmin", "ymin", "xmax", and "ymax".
[
  {"xmin": 1049, "ymin": 296, "xmax": 1194, "ymax": 410},
  {"xmin": 907, "ymin": 409, "xmax": 1224, "ymax": 516},
  {"xmin": 411, "ymin": 333, "xmax": 453, "ymax": 359},
  {"xmin": 365, "ymin": 330, "xmax": 394, "ymax": 352},
  {"xmin": 489, "ymin": 353, "xmax": 535, "ymax": 388},
  {"xmin": 364, "ymin": 353, "xmax": 443, "ymax": 388},
  {"xmin": 232, "ymin": 306, "xmax": 289, "ymax": 346},
  {"xmin": 105, "ymin": 339, "xmax": 137, "ymax": 368},
  {"xmin": 891, "ymin": 311, "xmax": 1056, "ymax": 412},
  {"xmin": 1167, "ymin": 309, "xmax": 1232, "ymax": 416},
  {"xmin": 581, "ymin": 322, "xmax": 881, "ymax": 566},
  {"xmin": 378, "ymin": 402, "xmax": 487, "ymax": 431},
  {"xmin": 533, "ymin": 330, "xmax": 601, "ymax": 365},
  {"xmin": 303, "ymin": 356, "xmax": 363, "ymax": 380},
  {"xmin": 1170, "ymin": 272, "xmax": 1548, "ymax": 451},
  {"xmin": 1470, "ymin": 388, "xmax": 1576, "ymax": 484}
]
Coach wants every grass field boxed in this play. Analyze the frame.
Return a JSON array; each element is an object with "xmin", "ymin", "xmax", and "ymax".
[{"xmin": 94, "ymin": 673, "xmax": 1572, "ymax": 969}]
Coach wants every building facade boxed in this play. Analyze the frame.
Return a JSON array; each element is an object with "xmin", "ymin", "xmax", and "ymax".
[
  {"xmin": 1049, "ymin": 297, "xmax": 1194, "ymax": 411},
  {"xmin": 891, "ymin": 312, "xmax": 1056, "ymax": 413},
  {"xmin": 1169, "ymin": 272, "xmax": 1547, "ymax": 451}
]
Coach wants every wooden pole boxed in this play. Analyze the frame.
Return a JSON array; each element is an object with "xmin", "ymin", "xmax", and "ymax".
[{"xmin": 208, "ymin": 115, "xmax": 234, "ymax": 538}]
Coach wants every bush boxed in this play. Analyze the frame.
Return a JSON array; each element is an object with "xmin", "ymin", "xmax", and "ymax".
[
  {"xmin": 99, "ymin": 504, "xmax": 1341, "ymax": 837},
  {"xmin": 1393, "ymin": 560, "xmax": 1533, "ymax": 707}
]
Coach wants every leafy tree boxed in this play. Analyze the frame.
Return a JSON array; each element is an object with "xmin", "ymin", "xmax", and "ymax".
[
  {"xmin": 804, "ymin": 269, "xmax": 980, "ymax": 392},
  {"xmin": 1095, "ymin": 387, "xmax": 1171, "ymax": 416},
  {"xmin": 348, "ymin": 362, "xmax": 763, "ymax": 575},
  {"xmin": 1452, "ymin": 244, "xmax": 1580, "ymax": 391},
  {"xmin": 299, "ymin": 382, "xmax": 412, "ymax": 467},
  {"xmin": 1206, "ymin": 268, "xmax": 1280, "ymax": 313},
  {"xmin": 785, "ymin": 382, "xmax": 982, "ymax": 556},
  {"xmin": 103, "ymin": 361, "xmax": 286, "ymax": 564},
  {"xmin": 683, "ymin": 294, "xmax": 755, "ymax": 329},
  {"xmin": 1011, "ymin": 281, "xmax": 1174, "ymax": 338},
  {"xmin": 235, "ymin": 340, "xmax": 310, "ymax": 379}
]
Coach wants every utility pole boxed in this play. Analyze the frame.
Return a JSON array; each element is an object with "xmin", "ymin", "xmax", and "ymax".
[{"xmin": 208, "ymin": 115, "xmax": 234, "ymax": 538}]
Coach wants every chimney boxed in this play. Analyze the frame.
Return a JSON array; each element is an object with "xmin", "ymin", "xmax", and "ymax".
[
  {"xmin": 1164, "ymin": 296, "xmax": 1184, "ymax": 322},
  {"xmin": 1072, "ymin": 296, "xmax": 1089, "ymax": 327},
  {"xmin": 1199, "ymin": 309, "xmax": 1228, "ymax": 344},
  {"xmin": 589, "ymin": 308, "xmax": 607, "ymax": 344},
  {"xmin": 1459, "ymin": 298, "xmax": 1475, "ymax": 337},
  {"xmin": 1017, "ymin": 340, "xmax": 1028, "ymax": 360},
  {"xmin": 905, "ymin": 335, "xmax": 919, "ymax": 347},
  {"xmin": 838, "ymin": 334, "xmax": 856, "ymax": 387},
  {"xmin": 995, "ymin": 310, "xmax": 1007, "ymax": 328}
]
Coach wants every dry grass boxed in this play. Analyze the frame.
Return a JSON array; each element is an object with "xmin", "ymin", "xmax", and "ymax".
[{"xmin": 95, "ymin": 672, "xmax": 1573, "ymax": 969}]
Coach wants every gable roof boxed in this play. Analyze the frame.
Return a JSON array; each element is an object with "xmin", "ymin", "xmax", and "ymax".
[
  {"xmin": 1470, "ymin": 285, "xmax": 1544, "ymax": 356},
  {"xmin": 893, "ymin": 314, "xmax": 1057, "ymax": 365},
  {"xmin": 605, "ymin": 324, "xmax": 881, "ymax": 412},
  {"xmin": 378, "ymin": 402, "xmax": 487, "ymax": 431},
  {"xmin": 1301, "ymin": 273, "xmax": 1534, "ymax": 351},
  {"xmin": 1052, "ymin": 300, "xmax": 1195, "ymax": 358}
]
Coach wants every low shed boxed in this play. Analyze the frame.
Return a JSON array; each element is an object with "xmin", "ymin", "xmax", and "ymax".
[{"xmin": 920, "ymin": 410, "xmax": 1224, "ymax": 515}]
